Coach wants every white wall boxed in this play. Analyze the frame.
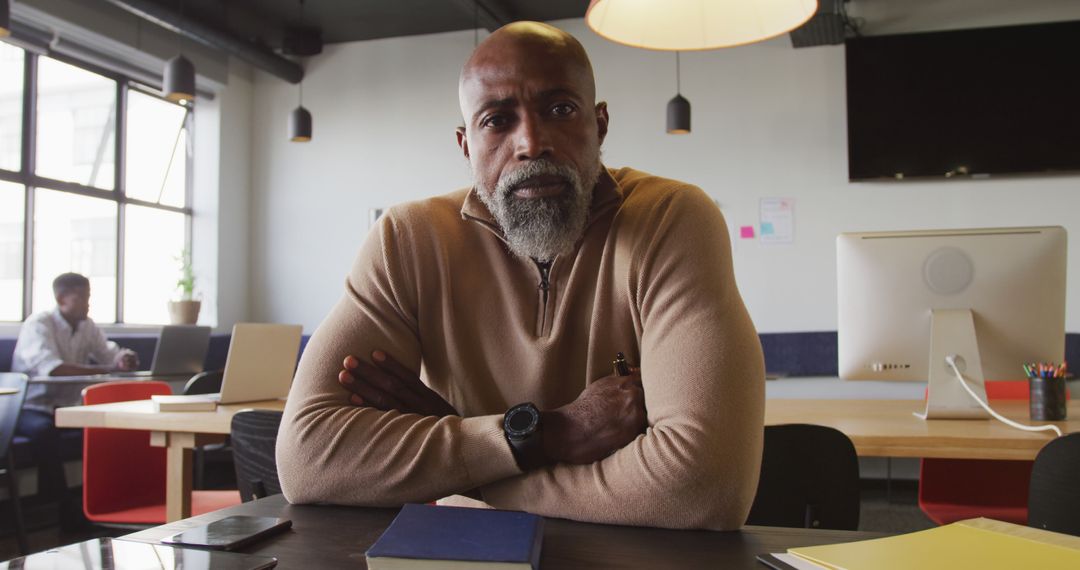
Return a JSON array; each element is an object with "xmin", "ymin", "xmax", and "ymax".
[
  {"xmin": 250, "ymin": 30, "xmax": 478, "ymax": 331},
  {"xmin": 249, "ymin": 17, "xmax": 1080, "ymax": 335},
  {"xmin": 192, "ymin": 60, "xmax": 254, "ymax": 332}
]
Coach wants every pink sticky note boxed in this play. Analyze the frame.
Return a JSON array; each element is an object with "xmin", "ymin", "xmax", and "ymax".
[{"xmin": 740, "ymin": 226, "xmax": 755, "ymax": 239}]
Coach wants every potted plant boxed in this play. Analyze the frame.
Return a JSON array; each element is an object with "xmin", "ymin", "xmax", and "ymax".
[{"xmin": 167, "ymin": 250, "xmax": 201, "ymax": 324}]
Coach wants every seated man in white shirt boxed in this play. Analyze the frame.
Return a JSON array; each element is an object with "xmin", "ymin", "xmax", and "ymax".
[
  {"xmin": 14, "ymin": 272, "xmax": 138, "ymax": 378},
  {"xmin": 11, "ymin": 272, "xmax": 138, "ymax": 526}
]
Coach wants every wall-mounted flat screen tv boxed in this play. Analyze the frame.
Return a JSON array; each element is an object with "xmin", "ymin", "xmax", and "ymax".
[{"xmin": 845, "ymin": 21, "xmax": 1080, "ymax": 181}]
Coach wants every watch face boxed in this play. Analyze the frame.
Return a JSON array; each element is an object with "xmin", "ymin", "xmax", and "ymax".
[
  {"xmin": 505, "ymin": 403, "xmax": 539, "ymax": 438},
  {"xmin": 507, "ymin": 411, "xmax": 534, "ymax": 432}
]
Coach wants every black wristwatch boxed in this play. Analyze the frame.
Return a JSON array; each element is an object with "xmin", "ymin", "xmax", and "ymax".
[{"xmin": 503, "ymin": 402, "xmax": 547, "ymax": 471}]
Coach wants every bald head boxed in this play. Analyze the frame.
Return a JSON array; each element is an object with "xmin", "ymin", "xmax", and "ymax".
[
  {"xmin": 459, "ymin": 22, "xmax": 596, "ymax": 118},
  {"xmin": 453, "ymin": 22, "xmax": 609, "ymax": 261}
]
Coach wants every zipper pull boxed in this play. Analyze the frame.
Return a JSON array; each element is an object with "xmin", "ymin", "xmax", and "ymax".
[{"xmin": 535, "ymin": 260, "xmax": 551, "ymax": 291}]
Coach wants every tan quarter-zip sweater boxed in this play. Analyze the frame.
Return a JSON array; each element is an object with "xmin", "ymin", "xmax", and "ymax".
[{"xmin": 276, "ymin": 166, "xmax": 765, "ymax": 530}]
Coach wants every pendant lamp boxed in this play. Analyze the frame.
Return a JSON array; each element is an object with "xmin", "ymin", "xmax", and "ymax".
[
  {"xmin": 163, "ymin": 54, "xmax": 195, "ymax": 102},
  {"xmin": 163, "ymin": 0, "xmax": 196, "ymax": 102},
  {"xmin": 586, "ymin": 0, "xmax": 818, "ymax": 51},
  {"xmin": 289, "ymin": 104, "xmax": 312, "ymax": 142},
  {"xmin": 666, "ymin": 52, "xmax": 690, "ymax": 134},
  {"xmin": 288, "ymin": 0, "xmax": 312, "ymax": 142},
  {"xmin": 0, "ymin": 0, "xmax": 11, "ymax": 37}
]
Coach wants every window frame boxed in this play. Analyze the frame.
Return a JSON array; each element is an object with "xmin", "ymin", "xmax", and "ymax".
[{"xmin": 0, "ymin": 44, "xmax": 194, "ymax": 324}]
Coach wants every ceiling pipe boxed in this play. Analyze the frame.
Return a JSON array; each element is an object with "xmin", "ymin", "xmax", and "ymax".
[
  {"xmin": 447, "ymin": 0, "xmax": 514, "ymax": 32},
  {"xmin": 102, "ymin": 0, "xmax": 303, "ymax": 84},
  {"xmin": 6, "ymin": 18, "xmax": 217, "ymax": 99}
]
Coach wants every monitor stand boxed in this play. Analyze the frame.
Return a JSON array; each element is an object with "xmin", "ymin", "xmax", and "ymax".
[{"xmin": 915, "ymin": 308, "xmax": 990, "ymax": 420}]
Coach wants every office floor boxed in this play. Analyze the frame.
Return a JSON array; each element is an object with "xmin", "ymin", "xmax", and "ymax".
[
  {"xmin": 858, "ymin": 480, "xmax": 936, "ymax": 533},
  {"xmin": 0, "ymin": 479, "xmax": 935, "ymax": 560}
]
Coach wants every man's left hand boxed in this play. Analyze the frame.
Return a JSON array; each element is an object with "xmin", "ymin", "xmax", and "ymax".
[{"xmin": 338, "ymin": 351, "xmax": 459, "ymax": 417}]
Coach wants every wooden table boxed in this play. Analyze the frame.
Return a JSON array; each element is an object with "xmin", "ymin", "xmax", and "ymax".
[
  {"xmin": 765, "ymin": 399, "xmax": 1080, "ymax": 460},
  {"xmin": 120, "ymin": 494, "xmax": 884, "ymax": 569},
  {"xmin": 55, "ymin": 396, "xmax": 1073, "ymax": 521},
  {"xmin": 55, "ymin": 399, "xmax": 286, "ymax": 521}
]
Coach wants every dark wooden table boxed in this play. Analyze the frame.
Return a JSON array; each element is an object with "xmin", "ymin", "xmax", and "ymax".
[{"xmin": 122, "ymin": 495, "xmax": 884, "ymax": 569}]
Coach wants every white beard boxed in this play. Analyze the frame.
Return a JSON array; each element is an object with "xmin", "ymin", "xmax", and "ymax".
[{"xmin": 475, "ymin": 157, "xmax": 601, "ymax": 261}]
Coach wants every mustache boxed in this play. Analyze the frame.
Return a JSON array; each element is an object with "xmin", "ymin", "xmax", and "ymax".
[{"xmin": 496, "ymin": 160, "xmax": 578, "ymax": 197}]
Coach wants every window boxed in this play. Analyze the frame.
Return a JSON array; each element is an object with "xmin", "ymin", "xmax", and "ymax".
[
  {"xmin": 0, "ymin": 181, "xmax": 22, "ymax": 321},
  {"xmin": 126, "ymin": 90, "xmax": 187, "ymax": 207},
  {"xmin": 0, "ymin": 41, "xmax": 192, "ymax": 325},
  {"xmin": 31, "ymin": 189, "xmax": 118, "ymax": 321},
  {"xmin": 0, "ymin": 41, "xmax": 22, "ymax": 173},
  {"xmin": 123, "ymin": 205, "xmax": 186, "ymax": 324},
  {"xmin": 36, "ymin": 57, "xmax": 116, "ymax": 189}
]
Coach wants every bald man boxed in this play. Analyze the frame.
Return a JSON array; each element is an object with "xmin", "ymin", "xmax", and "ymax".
[{"xmin": 276, "ymin": 22, "xmax": 765, "ymax": 530}]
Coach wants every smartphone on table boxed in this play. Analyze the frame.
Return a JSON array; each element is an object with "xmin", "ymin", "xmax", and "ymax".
[{"xmin": 161, "ymin": 515, "xmax": 292, "ymax": 551}]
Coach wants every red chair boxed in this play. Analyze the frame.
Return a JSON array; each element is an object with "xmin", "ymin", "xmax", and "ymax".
[
  {"xmin": 918, "ymin": 380, "xmax": 1067, "ymax": 526},
  {"xmin": 82, "ymin": 381, "xmax": 240, "ymax": 524}
]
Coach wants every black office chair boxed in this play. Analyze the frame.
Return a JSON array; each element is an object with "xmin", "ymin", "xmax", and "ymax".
[
  {"xmin": 745, "ymin": 423, "xmax": 861, "ymax": 530},
  {"xmin": 183, "ymin": 370, "xmax": 224, "ymax": 395},
  {"xmin": 184, "ymin": 370, "xmax": 233, "ymax": 489},
  {"xmin": 231, "ymin": 410, "xmax": 285, "ymax": 502},
  {"xmin": 0, "ymin": 373, "xmax": 30, "ymax": 554},
  {"xmin": 1028, "ymin": 432, "xmax": 1080, "ymax": 536}
]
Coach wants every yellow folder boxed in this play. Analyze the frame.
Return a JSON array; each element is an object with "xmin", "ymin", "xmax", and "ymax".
[{"xmin": 788, "ymin": 518, "xmax": 1080, "ymax": 570}]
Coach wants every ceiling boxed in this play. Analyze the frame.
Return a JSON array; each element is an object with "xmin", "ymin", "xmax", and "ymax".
[
  {"xmin": 170, "ymin": 0, "xmax": 591, "ymax": 51},
  {"xmin": 122, "ymin": 0, "xmax": 1080, "ymax": 85},
  {"xmin": 138, "ymin": 1, "xmax": 1080, "ymax": 57}
]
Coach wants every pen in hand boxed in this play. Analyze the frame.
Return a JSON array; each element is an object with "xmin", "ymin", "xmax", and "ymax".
[
  {"xmin": 610, "ymin": 352, "xmax": 645, "ymax": 446},
  {"xmin": 613, "ymin": 352, "xmax": 631, "ymax": 376}
]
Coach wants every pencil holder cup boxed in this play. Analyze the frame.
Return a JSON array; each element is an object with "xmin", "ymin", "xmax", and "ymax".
[{"xmin": 1029, "ymin": 376, "xmax": 1067, "ymax": 421}]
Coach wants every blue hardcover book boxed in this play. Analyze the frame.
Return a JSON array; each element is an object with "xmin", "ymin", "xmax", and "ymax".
[{"xmin": 365, "ymin": 503, "xmax": 544, "ymax": 569}]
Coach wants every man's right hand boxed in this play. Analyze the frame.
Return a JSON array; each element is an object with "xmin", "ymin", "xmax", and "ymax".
[
  {"xmin": 338, "ymin": 352, "xmax": 459, "ymax": 417},
  {"xmin": 540, "ymin": 371, "xmax": 647, "ymax": 465},
  {"xmin": 116, "ymin": 351, "xmax": 139, "ymax": 371}
]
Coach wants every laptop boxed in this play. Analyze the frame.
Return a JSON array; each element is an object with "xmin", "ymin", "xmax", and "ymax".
[
  {"xmin": 209, "ymin": 323, "xmax": 303, "ymax": 404},
  {"xmin": 113, "ymin": 325, "xmax": 212, "ymax": 378}
]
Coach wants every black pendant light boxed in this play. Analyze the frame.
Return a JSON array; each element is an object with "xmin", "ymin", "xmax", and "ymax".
[
  {"xmin": 0, "ymin": 0, "xmax": 11, "ymax": 38},
  {"xmin": 666, "ymin": 52, "xmax": 690, "ymax": 134},
  {"xmin": 289, "ymin": 104, "xmax": 312, "ymax": 142},
  {"xmin": 288, "ymin": 0, "xmax": 312, "ymax": 142},
  {"xmin": 163, "ymin": 0, "xmax": 196, "ymax": 102},
  {"xmin": 164, "ymin": 54, "xmax": 195, "ymax": 102}
]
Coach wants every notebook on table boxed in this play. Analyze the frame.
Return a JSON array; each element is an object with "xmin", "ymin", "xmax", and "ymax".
[
  {"xmin": 366, "ymin": 503, "xmax": 544, "ymax": 569},
  {"xmin": 760, "ymin": 517, "xmax": 1080, "ymax": 570}
]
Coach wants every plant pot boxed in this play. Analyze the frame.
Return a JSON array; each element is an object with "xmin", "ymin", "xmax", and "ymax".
[{"xmin": 168, "ymin": 300, "xmax": 201, "ymax": 325}]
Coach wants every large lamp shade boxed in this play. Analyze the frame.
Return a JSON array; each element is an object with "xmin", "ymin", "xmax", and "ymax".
[
  {"xmin": 289, "ymin": 106, "xmax": 312, "ymax": 142},
  {"xmin": 163, "ymin": 54, "xmax": 196, "ymax": 102},
  {"xmin": 0, "ymin": 0, "xmax": 10, "ymax": 37},
  {"xmin": 586, "ymin": 0, "xmax": 819, "ymax": 51}
]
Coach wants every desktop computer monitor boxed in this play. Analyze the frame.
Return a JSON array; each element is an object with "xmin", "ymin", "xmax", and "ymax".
[{"xmin": 837, "ymin": 226, "xmax": 1067, "ymax": 419}]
